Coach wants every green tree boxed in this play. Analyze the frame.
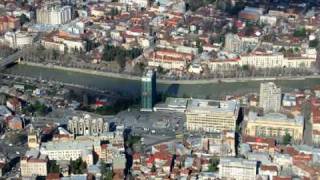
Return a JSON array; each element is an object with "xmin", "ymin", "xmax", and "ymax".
[
  {"xmin": 102, "ymin": 45, "xmax": 142, "ymax": 68},
  {"xmin": 151, "ymin": 163, "xmax": 156, "ymax": 172},
  {"xmin": 101, "ymin": 161, "xmax": 113, "ymax": 180},
  {"xmin": 196, "ymin": 39, "xmax": 203, "ymax": 54},
  {"xmin": 19, "ymin": 14, "xmax": 29, "ymax": 26},
  {"xmin": 309, "ymin": 39, "xmax": 319, "ymax": 48},
  {"xmin": 208, "ymin": 157, "xmax": 219, "ymax": 172},
  {"xmin": 70, "ymin": 157, "xmax": 87, "ymax": 174},
  {"xmin": 48, "ymin": 160, "xmax": 60, "ymax": 173},
  {"xmin": 283, "ymin": 133, "xmax": 292, "ymax": 145},
  {"xmin": 293, "ymin": 27, "xmax": 307, "ymax": 38}
]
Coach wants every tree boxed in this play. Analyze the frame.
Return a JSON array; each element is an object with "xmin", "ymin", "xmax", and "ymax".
[
  {"xmin": 151, "ymin": 163, "xmax": 156, "ymax": 172},
  {"xmin": 293, "ymin": 27, "xmax": 307, "ymax": 38},
  {"xmin": 309, "ymin": 39, "xmax": 319, "ymax": 48},
  {"xmin": 208, "ymin": 157, "xmax": 219, "ymax": 172},
  {"xmin": 70, "ymin": 157, "xmax": 87, "ymax": 174},
  {"xmin": 19, "ymin": 14, "xmax": 30, "ymax": 26},
  {"xmin": 283, "ymin": 133, "xmax": 292, "ymax": 145},
  {"xmin": 102, "ymin": 45, "xmax": 142, "ymax": 69},
  {"xmin": 48, "ymin": 160, "xmax": 60, "ymax": 173},
  {"xmin": 101, "ymin": 161, "xmax": 113, "ymax": 180},
  {"xmin": 196, "ymin": 39, "xmax": 203, "ymax": 54}
]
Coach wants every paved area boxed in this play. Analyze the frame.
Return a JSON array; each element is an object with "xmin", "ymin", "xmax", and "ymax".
[{"xmin": 112, "ymin": 110, "xmax": 185, "ymax": 136}]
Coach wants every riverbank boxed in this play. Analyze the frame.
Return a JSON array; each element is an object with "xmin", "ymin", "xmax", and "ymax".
[
  {"xmin": 5, "ymin": 64, "xmax": 320, "ymax": 98},
  {"xmin": 19, "ymin": 61, "xmax": 320, "ymax": 85}
]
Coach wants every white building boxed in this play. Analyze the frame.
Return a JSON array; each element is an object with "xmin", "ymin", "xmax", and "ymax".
[
  {"xmin": 186, "ymin": 99, "xmax": 239, "ymax": 133},
  {"xmin": 259, "ymin": 15, "xmax": 277, "ymax": 26},
  {"xmin": 119, "ymin": 0, "xmax": 149, "ymax": 8},
  {"xmin": 68, "ymin": 114, "xmax": 106, "ymax": 136},
  {"xmin": 40, "ymin": 139, "xmax": 100, "ymax": 165},
  {"xmin": 219, "ymin": 157, "xmax": 257, "ymax": 180},
  {"xmin": 4, "ymin": 31, "xmax": 34, "ymax": 48},
  {"xmin": 37, "ymin": 5, "xmax": 72, "ymax": 25},
  {"xmin": 259, "ymin": 82, "xmax": 281, "ymax": 113}
]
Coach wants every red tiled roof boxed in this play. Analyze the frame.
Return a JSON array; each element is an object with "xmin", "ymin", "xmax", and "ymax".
[
  {"xmin": 273, "ymin": 176, "xmax": 292, "ymax": 180},
  {"xmin": 46, "ymin": 173, "xmax": 60, "ymax": 180},
  {"xmin": 261, "ymin": 165, "xmax": 278, "ymax": 172},
  {"xmin": 243, "ymin": 136, "xmax": 276, "ymax": 148}
]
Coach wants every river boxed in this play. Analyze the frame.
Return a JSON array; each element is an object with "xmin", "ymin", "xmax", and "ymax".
[{"xmin": 4, "ymin": 64, "xmax": 320, "ymax": 98}]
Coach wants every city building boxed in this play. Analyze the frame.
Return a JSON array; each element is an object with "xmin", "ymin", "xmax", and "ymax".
[
  {"xmin": 36, "ymin": 5, "xmax": 72, "ymax": 25},
  {"xmin": 186, "ymin": 99, "xmax": 240, "ymax": 132},
  {"xmin": 119, "ymin": 0, "xmax": 149, "ymax": 8},
  {"xmin": 67, "ymin": 114, "xmax": 106, "ymax": 136},
  {"xmin": 219, "ymin": 157, "xmax": 258, "ymax": 180},
  {"xmin": 147, "ymin": 49, "xmax": 193, "ymax": 70},
  {"xmin": 4, "ymin": 31, "xmax": 35, "ymax": 48},
  {"xmin": 141, "ymin": 70, "xmax": 156, "ymax": 112},
  {"xmin": 245, "ymin": 111, "xmax": 304, "ymax": 142},
  {"xmin": 311, "ymin": 98, "xmax": 320, "ymax": 145},
  {"xmin": 153, "ymin": 97, "xmax": 188, "ymax": 112},
  {"xmin": 224, "ymin": 33, "xmax": 242, "ymax": 53},
  {"xmin": 259, "ymin": 82, "xmax": 281, "ymax": 112},
  {"xmin": 28, "ymin": 126, "xmax": 40, "ymax": 149},
  {"xmin": 40, "ymin": 139, "xmax": 100, "ymax": 165},
  {"xmin": 21, "ymin": 150, "xmax": 48, "ymax": 177},
  {"xmin": 0, "ymin": 16, "xmax": 20, "ymax": 34}
]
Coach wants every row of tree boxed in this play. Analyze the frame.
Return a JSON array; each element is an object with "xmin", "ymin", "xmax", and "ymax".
[{"xmin": 102, "ymin": 45, "xmax": 142, "ymax": 68}]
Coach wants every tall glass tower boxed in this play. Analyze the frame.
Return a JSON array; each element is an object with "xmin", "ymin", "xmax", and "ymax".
[{"xmin": 141, "ymin": 70, "xmax": 156, "ymax": 112}]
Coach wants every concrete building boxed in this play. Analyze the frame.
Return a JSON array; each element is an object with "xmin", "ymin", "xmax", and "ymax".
[
  {"xmin": 36, "ymin": 5, "xmax": 72, "ymax": 25},
  {"xmin": 40, "ymin": 139, "xmax": 100, "ymax": 165},
  {"xmin": 0, "ymin": 16, "xmax": 20, "ymax": 34},
  {"xmin": 246, "ymin": 111, "xmax": 304, "ymax": 142},
  {"xmin": 119, "ymin": 0, "xmax": 149, "ymax": 8},
  {"xmin": 4, "ymin": 31, "xmax": 34, "ymax": 48},
  {"xmin": 219, "ymin": 157, "xmax": 258, "ymax": 180},
  {"xmin": 21, "ymin": 150, "xmax": 48, "ymax": 177},
  {"xmin": 259, "ymin": 82, "xmax": 281, "ymax": 113},
  {"xmin": 28, "ymin": 126, "xmax": 39, "ymax": 149},
  {"xmin": 224, "ymin": 33, "xmax": 243, "ymax": 53},
  {"xmin": 153, "ymin": 97, "xmax": 188, "ymax": 112},
  {"xmin": 141, "ymin": 70, "xmax": 156, "ymax": 112},
  {"xmin": 186, "ymin": 99, "xmax": 239, "ymax": 133},
  {"xmin": 68, "ymin": 114, "xmax": 106, "ymax": 136}
]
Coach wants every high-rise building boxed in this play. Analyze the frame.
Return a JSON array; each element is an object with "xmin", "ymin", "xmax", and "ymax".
[
  {"xmin": 259, "ymin": 82, "xmax": 281, "ymax": 113},
  {"xmin": 36, "ymin": 5, "xmax": 72, "ymax": 25},
  {"xmin": 186, "ymin": 99, "xmax": 240, "ymax": 132},
  {"xmin": 67, "ymin": 114, "xmax": 106, "ymax": 136},
  {"xmin": 224, "ymin": 33, "xmax": 242, "ymax": 53},
  {"xmin": 219, "ymin": 157, "xmax": 258, "ymax": 180},
  {"xmin": 141, "ymin": 70, "xmax": 156, "ymax": 111}
]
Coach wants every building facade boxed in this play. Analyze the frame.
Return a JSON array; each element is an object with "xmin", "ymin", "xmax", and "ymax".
[
  {"xmin": 219, "ymin": 157, "xmax": 257, "ymax": 180},
  {"xmin": 259, "ymin": 82, "xmax": 281, "ymax": 112},
  {"xmin": 224, "ymin": 33, "xmax": 242, "ymax": 53},
  {"xmin": 21, "ymin": 151, "xmax": 48, "ymax": 177},
  {"xmin": 246, "ymin": 111, "xmax": 304, "ymax": 142},
  {"xmin": 186, "ymin": 99, "xmax": 239, "ymax": 133},
  {"xmin": 36, "ymin": 5, "xmax": 72, "ymax": 25},
  {"xmin": 40, "ymin": 139, "xmax": 100, "ymax": 165},
  {"xmin": 68, "ymin": 114, "xmax": 105, "ymax": 136},
  {"xmin": 141, "ymin": 70, "xmax": 156, "ymax": 111}
]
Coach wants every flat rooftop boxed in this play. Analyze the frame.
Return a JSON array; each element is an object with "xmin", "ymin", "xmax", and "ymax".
[
  {"xmin": 40, "ymin": 139, "xmax": 100, "ymax": 151},
  {"xmin": 248, "ymin": 111, "xmax": 304, "ymax": 125},
  {"xmin": 220, "ymin": 157, "xmax": 257, "ymax": 167},
  {"xmin": 166, "ymin": 97, "xmax": 188, "ymax": 108},
  {"xmin": 186, "ymin": 99, "xmax": 239, "ymax": 113}
]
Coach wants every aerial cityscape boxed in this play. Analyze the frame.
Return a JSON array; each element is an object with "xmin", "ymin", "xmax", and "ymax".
[{"xmin": 0, "ymin": 0, "xmax": 320, "ymax": 179}]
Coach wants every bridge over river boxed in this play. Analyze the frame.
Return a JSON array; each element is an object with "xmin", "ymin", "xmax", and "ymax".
[{"xmin": 0, "ymin": 51, "xmax": 22, "ymax": 70}]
